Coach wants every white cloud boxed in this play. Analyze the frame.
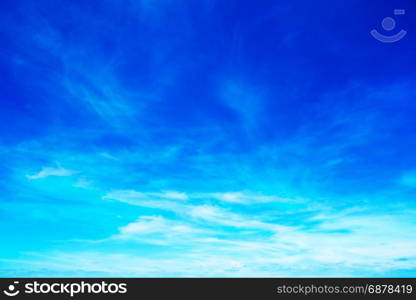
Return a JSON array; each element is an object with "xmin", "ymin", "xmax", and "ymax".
[
  {"xmin": 115, "ymin": 215, "xmax": 207, "ymax": 244},
  {"xmin": 76, "ymin": 190, "xmax": 416, "ymax": 276},
  {"xmin": 3, "ymin": 207, "xmax": 416, "ymax": 276},
  {"xmin": 104, "ymin": 190, "xmax": 185, "ymax": 213},
  {"xmin": 110, "ymin": 189, "xmax": 297, "ymax": 205},
  {"xmin": 104, "ymin": 190, "xmax": 292, "ymax": 232},
  {"xmin": 105, "ymin": 190, "xmax": 188, "ymax": 203},
  {"xmin": 26, "ymin": 165, "xmax": 75, "ymax": 180},
  {"xmin": 161, "ymin": 191, "xmax": 188, "ymax": 200},
  {"xmin": 207, "ymin": 191, "xmax": 299, "ymax": 204},
  {"xmin": 99, "ymin": 152, "xmax": 119, "ymax": 161},
  {"xmin": 73, "ymin": 177, "xmax": 94, "ymax": 189}
]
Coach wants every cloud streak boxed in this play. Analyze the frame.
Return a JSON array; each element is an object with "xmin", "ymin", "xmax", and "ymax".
[{"xmin": 26, "ymin": 165, "xmax": 76, "ymax": 180}]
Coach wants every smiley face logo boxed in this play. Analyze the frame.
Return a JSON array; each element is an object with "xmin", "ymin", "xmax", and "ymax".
[
  {"xmin": 3, "ymin": 282, "xmax": 20, "ymax": 297},
  {"xmin": 371, "ymin": 9, "xmax": 407, "ymax": 43}
]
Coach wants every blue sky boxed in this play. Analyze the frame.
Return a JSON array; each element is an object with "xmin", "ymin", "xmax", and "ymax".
[{"xmin": 1, "ymin": 0, "xmax": 416, "ymax": 277}]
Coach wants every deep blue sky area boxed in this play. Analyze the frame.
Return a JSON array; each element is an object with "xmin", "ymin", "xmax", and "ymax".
[{"xmin": 0, "ymin": 0, "xmax": 416, "ymax": 276}]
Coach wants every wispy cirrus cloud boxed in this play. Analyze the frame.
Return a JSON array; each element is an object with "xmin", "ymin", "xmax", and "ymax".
[
  {"xmin": 26, "ymin": 165, "xmax": 76, "ymax": 180},
  {"xmin": 3, "ymin": 206, "xmax": 416, "ymax": 277},
  {"xmin": 112, "ymin": 215, "xmax": 212, "ymax": 246},
  {"xmin": 206, "ymin": 191, "xmax": 303, "ymax": 204},
  {"xmin": 104, "ymin": 189, "xmax": 294, "ymax": 232}
]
